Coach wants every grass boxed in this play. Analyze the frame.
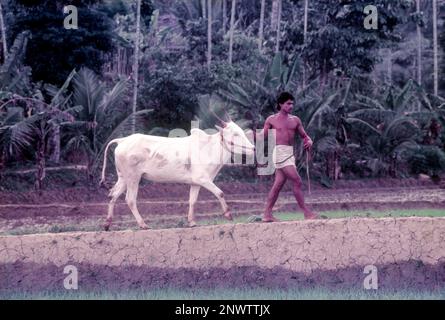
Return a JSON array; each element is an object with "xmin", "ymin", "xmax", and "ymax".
[
  {"xmin": 201, "ymin": 209, "xmax": 445, "ymax": 226},
  {"xmin": 2, "ymin": 209, "xmax": 444, "ymax": 236},
  {"xmin": 1, "ymin": 286, "xmax": 444, "ymax": 300}
]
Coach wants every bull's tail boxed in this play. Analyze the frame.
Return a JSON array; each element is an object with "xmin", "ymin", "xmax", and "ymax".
[{"xmin": 100, "ymin": 138, "xmax": 125, "ymax": 186}]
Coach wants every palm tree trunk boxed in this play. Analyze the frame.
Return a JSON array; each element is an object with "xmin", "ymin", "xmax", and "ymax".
[
  {"xmin": 207, "ymin": 0, "xmax": 212, "ymax": 70},
  {"xmin": 302, "ymin": 0, "xmax": 309, "ymax": 88},
  {"xmin": 228, "ymin": 0, "xmax": 236, "ymax": 65},
  {"xmin": 0, "ymin": 1, "xmax": 7, "ymax": 63},
  {"xmin": 275, "ymin": 0, "xmax": 282, "ymax": 53},
  {"xmin": 416, "ymin": 0, "xmax": 422, "ymax": 111},
  {"xmin": 271, "ymin": 0, "xmax": 279, "ymax": 31},
  {"xmin": 131, "ymin": 0, "xmax": 142, "ymax": 134},
  {"xmin": 258, "ymin": 0, "xmax": 265, "ymax": 51},
  {"xmin": 416, "ymin": 0, "xmax": 422, "ymax": 86},
  {"xmin": 222, "ymin": 0, "xmax": 227, "ymax": 34},
  {"xmin": 201, "ymin": 0, "xmax": 207, "ymax": 18},
  {"xmin": 432, "ymin": 0, "xmax": 438, "ymax": 95}
]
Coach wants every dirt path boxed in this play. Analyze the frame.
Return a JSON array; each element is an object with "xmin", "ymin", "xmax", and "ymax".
[{"xmin": 0, "ymin": 185, "xmax": 444, "ymax": 235}]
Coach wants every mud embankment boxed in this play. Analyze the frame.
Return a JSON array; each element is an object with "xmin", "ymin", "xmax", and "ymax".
[{"xmin": 1, "ymin": 218, "xmax": 444, "ymax": 292}]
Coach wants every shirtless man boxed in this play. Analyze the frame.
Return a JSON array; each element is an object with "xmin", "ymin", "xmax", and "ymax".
[{"xmin": 259, "ymin": 92, "xmax": 319, "ymax": 221}]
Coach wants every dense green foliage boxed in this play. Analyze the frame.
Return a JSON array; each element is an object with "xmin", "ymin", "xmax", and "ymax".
[{"xmin": 0, "ymin": 0, "xmax": 444, "ymax": 190}]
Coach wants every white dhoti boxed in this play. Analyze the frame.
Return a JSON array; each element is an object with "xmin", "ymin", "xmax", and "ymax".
[{"xmin": 272, "ymin": 145, "xmax": 296, "ymax": 169}]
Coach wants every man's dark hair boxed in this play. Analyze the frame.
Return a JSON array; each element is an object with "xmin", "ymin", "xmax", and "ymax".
[{"xmin": 277, "ymin": 92, "xmax": 295, "ymax": 110}]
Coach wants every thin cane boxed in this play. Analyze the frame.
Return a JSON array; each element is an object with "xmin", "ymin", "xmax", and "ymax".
[{"xmin": 306, "ymin": 148, "xmax": 311, "ymax": 195}]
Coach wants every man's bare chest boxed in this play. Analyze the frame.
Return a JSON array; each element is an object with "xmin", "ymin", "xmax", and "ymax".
[{"xmin": 270, "ymin": 119, "xmax": 298, "ymax": 132}]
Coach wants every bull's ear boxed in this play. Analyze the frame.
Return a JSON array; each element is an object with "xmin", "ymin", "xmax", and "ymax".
[{"xmin": 215, "ymin": 125, "xmax": 224, "ymax": 132}]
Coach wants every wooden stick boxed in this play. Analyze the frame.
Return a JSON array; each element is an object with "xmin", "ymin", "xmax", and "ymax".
[{"xmin": 306, "ymin": 150, "xmax": 311, "ymax": 195}]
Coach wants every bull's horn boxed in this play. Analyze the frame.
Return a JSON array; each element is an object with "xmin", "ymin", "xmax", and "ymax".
[{"xmin": 210, "ymin": 110, "xmax": 227, "ymax": 127}]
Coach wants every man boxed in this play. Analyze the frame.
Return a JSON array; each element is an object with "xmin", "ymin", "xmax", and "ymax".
[{"xmin": 259, "ymin": 92, "xmax": 319, "ymax": 222}]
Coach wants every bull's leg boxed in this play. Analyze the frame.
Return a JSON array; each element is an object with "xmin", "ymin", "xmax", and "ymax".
[
  {"xmin": 104, "ymin": 177, "xmax": 126, "ymax": 231},
  {"xmin": 199, "ymin": 181, "xmax": 233, "ymax": 221},
  {"xmin": 188, "ymin": 185, "xmax": 201, "ymax": 227},
  {"xmin": 125, "ymin": 178, "xmax": 149, "ymax": 229}
]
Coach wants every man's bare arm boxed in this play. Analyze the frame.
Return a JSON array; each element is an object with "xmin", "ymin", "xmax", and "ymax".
[{"xmin": 296, "ymin": 118, "xmax": 313, "ymax": 149}]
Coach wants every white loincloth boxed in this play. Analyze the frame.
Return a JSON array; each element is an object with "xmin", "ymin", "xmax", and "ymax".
[{"xmin": 272, "ymin": 145, "xmax": 296, "ymax": 169}]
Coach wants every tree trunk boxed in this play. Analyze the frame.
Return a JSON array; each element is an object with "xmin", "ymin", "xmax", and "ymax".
[
  {"xmin": 320, "ymin": 59, "xmax": 328, "ymax": 94},
  {"xmin": 302, "ymin": 0, "xmax": 308, "ymax": 88},
  {"xmin": 271, "ymin": 0, "xmax": 279, "ymax": 31},
  {"xmin": 207, "ymin": 0, "xmax": 212, "ymax": 70},
  {"xmin": 0, "ymin": 1, "xmax": 7, "ymax": 63},
  {"xmin": 222, "ymin": 0, "xmax": 227, "ymax": 34},
  {"xmin": 131, "ymin": 0, "xmax": 142, "ymax": 134},
  {"xmin": 49, "ymin": 123, "xmax": 60, "ymax": 164},
  {"xmin": 35, "ymin": 126, "xmax": 46, "ymax": 195},
  {"xmin": 432, "ymin": 0, "xmax": 438, "ymax": 95},
  {"xmin": 201, "ymin": 0, "xmax": 207, "ymax": 18},
  {"xmin": 416, "ymin": 0, "xmax": 422, "ymax": 86},
  {"xmin": 35, "ymin": 142, "xmax": 46, "ymax": 195},
  {"xmin": 275, "ymin": 0, "xmax": 282, "ymax": 53},
  {"xmin": 228, "ymin": 0, "xmax": 236, "ymax": 65},
  {"xmin": 334, "ymin": 150, "xmax": 340, "ymax": 181},
  {"xmin": 258, "ymin": 0, "xmax": 265, "ymax": 51},
  {"xmin": 386, "ymin": 48, "xmax": 392, "ymax": 85},
  {"xmin": 416, "ymin": 0, "xmax": 422, "ymax": 111}
]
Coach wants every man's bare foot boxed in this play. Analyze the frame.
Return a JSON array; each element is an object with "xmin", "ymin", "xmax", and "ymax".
[
  {"xmin": 188, "ymin": 220, "xmax": 197, "ymax": 228},
  {"xmin": 223, "ymin": 211, "xmax": 233, "ymax": 221},
  {"xmin": 104, "ymin": 218, "xmax": 112, "ymax": 231},
  {"xmin": 138, "ymin": 222, "xmax": 150, "ymax": 230},
  {"xmin": 262, "ymin": 215, "xmax": 281, "ymax": 223},
  {"xmin": 304, "ymin": 212, "xmax": 320, "ymax": 220}
]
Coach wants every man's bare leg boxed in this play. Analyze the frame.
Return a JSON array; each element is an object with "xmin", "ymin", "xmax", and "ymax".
[
  {"xmin": 263, "ymin": 169, "xmax": 286, "ymax": 222},
  {"xmin": 281, "ymin": 166, "xmax": 319, "ymax": 219}
]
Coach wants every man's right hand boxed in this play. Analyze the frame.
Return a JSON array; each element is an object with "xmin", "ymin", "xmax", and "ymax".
[{"xmin": 303, "ymin": 137, "xmax": 313, "ymax": 149}]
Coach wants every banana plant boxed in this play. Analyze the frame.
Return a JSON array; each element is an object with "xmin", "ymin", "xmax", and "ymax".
[
  {"xmin": 218, "ymin": 52, "xmax": 300, "ymax": 131},
  {"xmin": 346, "ymin": 80, "xmax": 421, "ymax": 177},
  {"xmin": 59, "ymin": 68, "xmax": 129, "ymax": 181}
]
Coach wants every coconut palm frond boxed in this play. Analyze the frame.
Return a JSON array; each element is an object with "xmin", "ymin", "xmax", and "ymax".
[
  {"xmin": 0, "ymin": 118, "xmax": 35, "ymax": 158},
  {"xmin": 96, "ymin": 79, "xmax": 128, "ymax": 122},
  {"xmin": 73, "ymin": 68, "xmax": 105, "ymax": 118}
]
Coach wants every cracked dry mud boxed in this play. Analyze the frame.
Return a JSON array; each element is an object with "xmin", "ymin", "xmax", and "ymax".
[{"xmin": 1, "ymin": 217, "xmax": 444, "ymax": 291}]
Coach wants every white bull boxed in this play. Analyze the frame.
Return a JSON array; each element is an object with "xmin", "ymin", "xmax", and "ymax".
[{"xmin": 100, "ymin": 120, "xmax": 255, "ymax": 230}]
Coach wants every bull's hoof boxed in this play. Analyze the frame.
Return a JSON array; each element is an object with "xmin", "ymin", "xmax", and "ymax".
[
  {"xmin": 223, "ymin": 211, "xmax": 233, "ymax": 221},
  {"xmin": 188, "ymin": 221, "xmax": 197, "ymax": 228}
]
